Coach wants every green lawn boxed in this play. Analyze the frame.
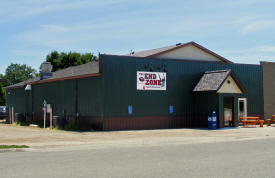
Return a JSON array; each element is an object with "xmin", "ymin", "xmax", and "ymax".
[{"xmin": 0, "ymin": 145, "xmax": 29, "ymax": 149}]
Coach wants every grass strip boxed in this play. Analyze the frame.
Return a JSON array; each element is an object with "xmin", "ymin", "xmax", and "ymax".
[{"xmin": 0, "ymin": 145, "xmax": 29, "ymax": 149}]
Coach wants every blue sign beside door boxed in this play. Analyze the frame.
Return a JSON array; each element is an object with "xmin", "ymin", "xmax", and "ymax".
[
  {"xmin": 128, "ymin": 106, "xmax": 133, "ymax": 114},
  {"xmin": 169, "ymin": 106, "xmax": 173, "ymax": 113}
]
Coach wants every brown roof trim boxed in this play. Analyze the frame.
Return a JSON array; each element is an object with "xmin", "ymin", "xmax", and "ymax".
[
  {"xmin": 99, "ymin": 54, "xmax": 103, "ymax": 73},
  {"xmin": 190, "ymin": 42, "xmax": 233, "ymax": 64},
  {"xmin": 215, "ymin": 70, "xmax": 232, "ymax": 92},
  {"xmin": 4, "ymin": 71, "xmax": 102, "ymax": 90},
  {"xmin": 4, "ymin": 85, "xmax": 25, "ymax": 90},
  {"xmin": 192, "ymin": 90, "xmax": 217, "ymax": 94},
  {"xmin": 104, "ymin": 53, "xmax": 260, "ymax": 66},
  {"xmin": 192, "ymin": 69, "xmax": 246, "ymax": 93},
  {"xmin": 147, "ymin": 41, "xmax": 233, "ymax": 64},
  {"xmin": 103, "ymin": 54, "xmax": 235, "ymax": 65},
  {"xmin": 27, "ymin": 73, "xmax": 101, "ymax": 85},
  {"xmin": 147, "ymin": 42, "xmax": 190, "ymax": 58},
  {"xmin": 213, "ymin": 70, "xmax": 246, "ymax": 93},
  {"xmin": 228, "ymin": 71, "xmax": 246, "ymax": 93},
  {"xmin": 5, "ymin": 58, "xmax": 103, "ymax": 89}
]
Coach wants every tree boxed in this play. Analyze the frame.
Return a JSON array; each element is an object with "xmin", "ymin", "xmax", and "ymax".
[
  {"xmin": 0, "ymin": 63, "xmax": 38, "ymax": 87},
  {"xmin": 46, "ymin": 51, "xmax": 98, "ymax": 72},
  {"xmin": 45, "ymin": 50, "xmax": 61, "ymax": 72},
  {"xmin": 0, "ymin": 83, "xmax": 5, "ymax": 106}
]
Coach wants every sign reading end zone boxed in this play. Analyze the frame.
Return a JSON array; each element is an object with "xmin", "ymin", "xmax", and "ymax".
[{"xmin": 137, "ymin": 71, "xmax": 166, "ymax": 90}]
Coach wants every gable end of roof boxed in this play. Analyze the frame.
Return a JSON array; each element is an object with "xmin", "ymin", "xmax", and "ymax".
[
  {"xmin": 125, "ymin": 42, "xmax": 233, "ymax": 64},
  {"xmin": 193, "ymin": 69, "xmax": 245, "ymax": 93}
]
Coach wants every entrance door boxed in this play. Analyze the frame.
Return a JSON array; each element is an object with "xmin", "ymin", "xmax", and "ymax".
[
  {"xmin": 238, "ymin": 98, "xmax": 247, "ymax": 118},
  {"xmin": 224, "ymin": 96, "xmax": 234, "ymax": 127}
]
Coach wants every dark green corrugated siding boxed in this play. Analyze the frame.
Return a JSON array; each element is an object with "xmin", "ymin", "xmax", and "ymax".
[
  {"xmin": 217, "ymin": 65, "xmax": 264, "ymax": 117},
  {"xmin": 102, "ymin": 56, "xmax": 202, "ymax": 117},
  {"xmin": 6, "ymin": 76, "xmax": 103, "ymax": 118},
  {"xmin": 101, "ymin": 55, "xmax": 263, "ymax": 121},
  {"xmin": 27, "ymin": 90, "xmax": 32, "ymax": 114},
  {"xmin": 5, "ymin": 55, "xmax": 263, "ymax": 130},
  {"xmin": 6, "ymin": 88, "xmax": 29, "ymax": 114},
  {"xmin": 62, "ymin": 80, "xmax": 76, "ymax": 116},
  {"xmin": 33, "ymin": 80, "xmax": 76, "ymax": 116},
  {"xmin": 103, "ymin": 57, "xmax": 175, "ymax": 117},
  {"xmin": 77, "ymin": 77, "xmax": 102, "ymax": 117},
  {"xmin": 193, "ymin": 93, "xmax": 219, "ymax": 115},
  {"xmin": 193, "ymin": 93, "xmax": 219, "ymax": 127}
]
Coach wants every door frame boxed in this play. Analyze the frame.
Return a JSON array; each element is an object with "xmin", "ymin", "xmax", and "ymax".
[
  {"xmin": 223, "ymin": 96, "xmax": 234, "ymax": 127},
  {"xmin": 238, "ymin": 98, "xmax": 247, "ymax": 119}
]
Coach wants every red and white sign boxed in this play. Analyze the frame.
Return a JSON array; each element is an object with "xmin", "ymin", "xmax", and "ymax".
[{"xmin": 137, "ymin": 71, "xmax": 166, "ymax": 90}]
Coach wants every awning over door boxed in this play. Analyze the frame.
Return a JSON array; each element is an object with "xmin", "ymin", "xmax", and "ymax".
[{"xmin": 193, "ymin": 69, "xmax": 246, "ymax": 93}]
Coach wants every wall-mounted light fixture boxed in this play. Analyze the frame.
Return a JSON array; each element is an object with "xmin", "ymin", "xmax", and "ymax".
[
  {"xmin": 144, "ymin": 62, "xmax": 153, "ymax": 71},
  {"xmin": 157, "ymin": 62, "xmax": 167, "ymax": 72},
  {"xmin": 25, "ymin": 84, "xmax": 31, "ymax": 90}
]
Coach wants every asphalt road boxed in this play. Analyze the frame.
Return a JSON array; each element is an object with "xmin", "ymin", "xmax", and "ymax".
[{"xmin": 1, "ymin": 138, "xmax": 275, "ymax": 178}]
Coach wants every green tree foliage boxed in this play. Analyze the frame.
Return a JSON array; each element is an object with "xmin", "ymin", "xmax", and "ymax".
[
  {"xmin": 46, "ymin": 51, "xmax": 98, "ymax": 72},
  {"xmin": 0, "ymin": 83, "xmax": 5, "ymax": 105},
  {"xmin": 0, "ymin": 63, "xmax": 38, "ymax": 87}
]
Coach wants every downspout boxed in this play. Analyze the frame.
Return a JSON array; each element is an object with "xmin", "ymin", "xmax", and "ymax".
[
  {"xmin": 75, "ymin": 79, "xmax": 78, "ymax": 120},
  {"xmin": 102, "ymin": 77, "xmax": 105, "ymax": 131},
  {"xmin": 99, "ymin": 55, "xmax": 105, "ymax": 131},
  {"xmin": 32, "ymin": 85, "xmax": 34, "ymax": 121}
]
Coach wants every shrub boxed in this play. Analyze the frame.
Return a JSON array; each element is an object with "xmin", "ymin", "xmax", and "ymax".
[
  {"xmin": 15, "ymin": 121, "xmax": 45, "ymax": 128},
  {"xmin": 64, "ymin": 121, "xmax": 93, "ymax": 132}
]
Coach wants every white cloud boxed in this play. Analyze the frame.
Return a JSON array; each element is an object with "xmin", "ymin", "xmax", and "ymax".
[
  {"xmin": 228, "ymin": 53, "xmax": 275, "ymax": 64},
  {"xmin": 10, "ymin": 49, "xmax": 51, "ymax": 71},
  {"xmin": 232, "ymin": 10, "xmax": 275, "ymax": 35},
  {"xmin": 251, "ymin": 45, "xmax": 275, "ymax": 52},
  {"xmin": 218, "ymin": 45, "xmax": 275, "ymax": 64},
  {"xmin": 0, "ymin": 0, "xmax": 134, "ymax": 22},
  {"xmin": 239, "ymin": 20, "xmax": 275, "ymax": 34},
  {"xmin": 218, "ymin": 45, "xmax": 275, "ymax": 55},
  {"xmin": 11, "ymin": 49, "xmax": 48, "ymax": 58}
]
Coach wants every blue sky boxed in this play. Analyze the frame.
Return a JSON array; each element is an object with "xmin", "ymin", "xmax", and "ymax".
[{"xmin": 1, "ymin": 0, "xmax": 275, "ymax": 74}]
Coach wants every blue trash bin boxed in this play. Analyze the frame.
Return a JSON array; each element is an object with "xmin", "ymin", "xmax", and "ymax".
[{"xmin": 208, "ymin": 111, "xmax": 217, "ymax": 129}]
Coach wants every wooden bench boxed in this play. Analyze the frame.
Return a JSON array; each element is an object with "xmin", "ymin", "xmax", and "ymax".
[
  {"xmin": 266, "ymin": 115, "xmax": 275, "ymax": 126},
  {"xmin": 239, "ymin": 117, "xmax": 264, "ymax": 127}
]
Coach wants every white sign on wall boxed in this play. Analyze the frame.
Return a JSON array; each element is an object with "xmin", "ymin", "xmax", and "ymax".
[{"xmin": 137, "ymin": 71, "xmax": 166, "ymax": 90}]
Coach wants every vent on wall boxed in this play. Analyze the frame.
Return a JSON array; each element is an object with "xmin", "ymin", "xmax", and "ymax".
[{"xmin": 40, "ymin": 62, "xmax": 53, "ymax": 80}]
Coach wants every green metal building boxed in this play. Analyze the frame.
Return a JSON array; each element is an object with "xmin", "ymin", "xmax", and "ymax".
[{"xmin": 5, "ymin": 42, "xmax": 265, "ymax": 131}]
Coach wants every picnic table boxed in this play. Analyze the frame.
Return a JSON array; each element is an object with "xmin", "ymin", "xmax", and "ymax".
[
  {"xmin": 266, "ymin": 115, "xmax": 275, "ymax": 126},
  {"xmin": 239, "ymin": 117, "xmax": 264, "ymax": 127}
]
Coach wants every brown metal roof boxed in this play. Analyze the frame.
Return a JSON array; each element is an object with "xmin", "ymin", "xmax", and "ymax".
[
  {"xmin": 4, "ymin": 60, "xmax": 100, "ymax": 90},
  {"xmin": 193, "ymin": 70, "xmax": 246, "ymax": 93},
  {"xmin": 125, "ymin": 41, "xmax": 233, "ymax": 64},
  {"xmin": 124, "ymin": 43, "xmax": 188, "ymax": 57}
]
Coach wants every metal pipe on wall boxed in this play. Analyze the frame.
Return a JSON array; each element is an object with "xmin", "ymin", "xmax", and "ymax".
[
  {"xmin": 43, "ymin": 100, "xmax": 47, "ymax": 129},
  {"xmin": 50, "ymin": 108, "xmax": 52, "ymax": 130},
  {"xmin": 9, "ymin": 107, "xmax": 11, "ymax": 124},
  {"xmin": 44, "ymin": 107, "xmax": 46, "ymax": 129},
  {"xmin": 11, "ymin": 107, "xmax": 14, "ymax": 124}
]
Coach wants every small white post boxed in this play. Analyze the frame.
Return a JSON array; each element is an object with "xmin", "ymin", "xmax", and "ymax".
[
  {"xmin": 44, "ymin": 108, "xmax": 46, "ymax": 129},
  {"xmin": 43, "ymin": 100, "xmax": 47, "ymax": 129}
]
